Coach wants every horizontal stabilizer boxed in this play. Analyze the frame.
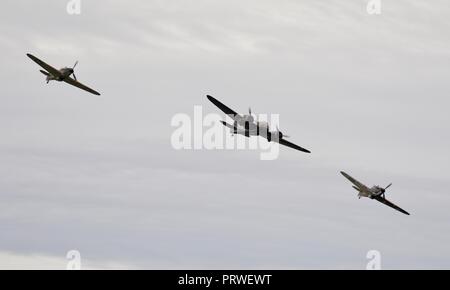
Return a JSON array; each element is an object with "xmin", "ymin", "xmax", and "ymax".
[
  {"xmin": 220, "ymin": 121, "xmax": 236, "ymax": 130},
  {"xmin": 40, "ymin": 70, "xmax": 49, "ymax": 76}
]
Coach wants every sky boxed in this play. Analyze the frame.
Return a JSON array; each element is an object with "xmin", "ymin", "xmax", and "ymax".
[{"xmin": 1, "ymin": 0, "xmax": 450, "ymax": 269}]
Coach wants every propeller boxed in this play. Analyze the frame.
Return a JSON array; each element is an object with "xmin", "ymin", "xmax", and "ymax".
[
  {"xmin": 379, "ymin": 183, "xmax": 392, "ymax": 199},
  {"xmin": 244, "ymin": 107, "xmax": 254, "ymax": 125},
  {"xmin": 276, "ymin": 125, "xmax": 289, "ymax": 138},
  {"xmin": 71, "ymin": 61, "xmax": 78, "ymax": 81}
]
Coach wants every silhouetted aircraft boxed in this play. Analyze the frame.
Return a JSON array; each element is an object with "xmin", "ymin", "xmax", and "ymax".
[
  {"xmin": 27, "ymin": 53, "xmax": 100, "ymax": 95},
  {"xmin": 207, "ymin": 95, "xmax": 311, "ymax": 153},
  {"xmin": 341, "ymin": 171, "xmax": 410, "ymax": 215}
]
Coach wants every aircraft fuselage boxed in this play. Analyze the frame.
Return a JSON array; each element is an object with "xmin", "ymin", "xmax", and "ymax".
[
  {"xmin": 45, "ymin": 67, "xmax": 74, "ymax": 82},
  {"xmin": 355, "ymin": 185, "xmax": 384, "ymax": 199},
  {"xmin": 230, "ymin": 121, "xmax": 284, "ymax": 142}
]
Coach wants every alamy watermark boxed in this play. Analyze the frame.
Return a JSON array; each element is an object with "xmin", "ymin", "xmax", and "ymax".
[
  {"xmin": 171, "ymin": 106, "xmax": 282, "ymax": 160},
  {"xmin": 67, "ymin": 0, "xmax": 81, "ymax": 15},
  {"xmin": 366, "ymin": 250, "xmax": 381, "ymax": 270},
  {"xmin": 66, "ymin": 250, "xmax": 81, "ymax": 270},
  {"xmin": 366, "ymin": 0, "xmax": 381, "ymax": 15}
]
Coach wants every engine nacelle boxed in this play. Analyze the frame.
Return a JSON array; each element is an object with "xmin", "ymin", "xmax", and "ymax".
[
  {"xmin": 244, "ymin": 114, "xmax": 254, "ymax": 124},
  {"xmin": 265, "ymin": 131, "xmax": 282, "ymax": 142}
]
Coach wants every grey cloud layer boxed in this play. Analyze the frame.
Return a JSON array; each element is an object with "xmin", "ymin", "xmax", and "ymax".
[{"xmin": 0, "ymin": 0, "xmax": 450, "ymax": 268}]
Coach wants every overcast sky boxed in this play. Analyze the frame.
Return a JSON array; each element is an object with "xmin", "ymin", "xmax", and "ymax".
[{"xmin": 1, "ymin": 0, "xmax": 450, "ymax": 269}]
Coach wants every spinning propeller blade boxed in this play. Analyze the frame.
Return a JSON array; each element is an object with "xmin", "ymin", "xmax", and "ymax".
[
  {"xmin": 276, "ymin": 125, "xmax": 289, "ymax": 138},
  {"xmin": 71, "ymin": 61, "xmax": 79, "ymax": 80}
]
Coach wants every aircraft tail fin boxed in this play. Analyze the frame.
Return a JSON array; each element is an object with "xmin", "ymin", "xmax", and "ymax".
[{"xmin": 40, "ymin": 70, "xmax": 50, "ymax": 76}]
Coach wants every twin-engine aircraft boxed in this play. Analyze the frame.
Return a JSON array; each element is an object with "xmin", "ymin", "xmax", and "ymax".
[
  {"xmin": 341, "ymin": 171, "xmax": 410, "ymax": 215},
  {"xmin": 207, "ymin": 95, "xmax": 311, "ymax": 153},
  {"xmin": 27, "ymin": 53, "xmax": 101, "ymax": 96}
]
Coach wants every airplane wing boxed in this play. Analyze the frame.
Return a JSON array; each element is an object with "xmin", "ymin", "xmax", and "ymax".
[
  {"xmin": 340, "ymin": 171, "xmax": 370, "ymax": 193},
  {"xmin": 220, "ymin": 121, "xmax": 235, "ymax": 131},
  {"xmin": 207, "ymin": 95, "xmax": 241, "ymax": 121},
  {"xmin": 278, "ymin": 138, "xmax": 311, "ymax": 153},
  {"xmin": 27, "ymin": 53, "xmax": 62, "ymax": 77},
  {"xmin": 63, "ymin": 77, "xmax": 101, "ymax": 96},
  {"xmin": 373, "ymin": 195, "xmax": 410, "ymax": 215}
]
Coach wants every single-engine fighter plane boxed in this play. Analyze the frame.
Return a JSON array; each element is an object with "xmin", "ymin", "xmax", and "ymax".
[
  {"xmin": 340, "ymin": 171, "xmax": 410, "ymax": 215},
  {"xmin": 206, "ymin": 95, "xmax": 311, "ymax": 153},
  {"xmin": 27, "ymin": 53, "xmax": 101, "ymax": 96}
]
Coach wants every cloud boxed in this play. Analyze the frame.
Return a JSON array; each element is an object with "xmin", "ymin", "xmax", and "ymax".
[{"xmin": 0, "ymin": 250, "xmax": 134, "ymax": 270}]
